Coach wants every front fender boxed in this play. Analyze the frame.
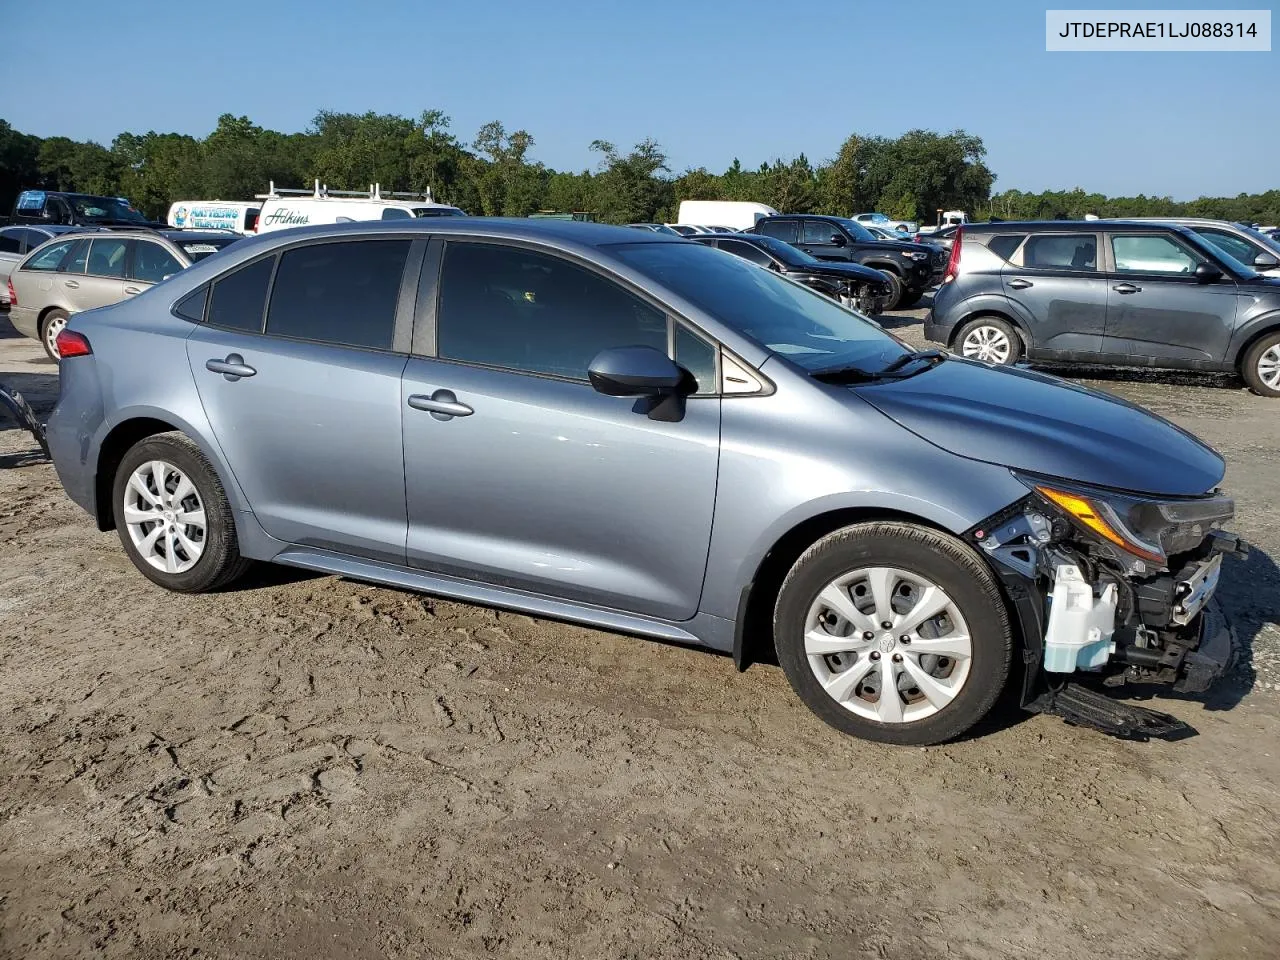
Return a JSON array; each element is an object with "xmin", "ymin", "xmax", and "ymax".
[{"xmin": 1225, "ymin": 311, "xmax": 1280, "ymax": 364}]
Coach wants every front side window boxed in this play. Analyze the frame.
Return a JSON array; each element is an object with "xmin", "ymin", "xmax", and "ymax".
[
  {"xmin": 23, "ymin": 239, "xmax": 77, "ymax": 271},
  {"xmin": 436, "ymin": 242, "xmax": 668, "ymax": 380},
  {"xmin": 1021, "ymin": 234, "xmax": 1097, "ymax": 271},
  {"xmin": 208, "ymin": 256, "xmax": 274, "ymax": 332},
  {"xmin": 69, "ymin": 195, "xmax": 147, "ymax": 223},
  {"xmin": 802, "ymin": 220, "xmax": 838, "ymax": 244},
  {"xmin": 132, "ymin": 241, "xmax": 184, "ymax": 283},
  {"xmin": 1111, "ymin": 234, "xmax": 1199, "ymax": 274},
  {"xmin": 616, "ymin": 241, "xmax": 903, "ymax": 374},
  {"xmin": 265, "ymin": 240, "xmax": 410, "ymax": 350},
  {"xmin": 1193, "ymin": 228, "xmax": 1256, "ymax": 265},
  {"xmin": 757, "ymin": 219, "xmax": 799, "ymax": 243},
  {"xmin": 719, "ymin": 239, "xmax": 773, "ymax": 268},
  {"xmin": 86, "ymin": 238, "xmax": 129, "ymax": 278}
]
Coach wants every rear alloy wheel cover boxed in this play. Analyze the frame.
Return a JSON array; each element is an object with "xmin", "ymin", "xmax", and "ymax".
[
  {"xmin": 961, "ymin": 324, "xmax": 1012, "ymax": 364},
  {"xmin": 45, "ymin": 315, "xmax": 68, "ymax": 358}
]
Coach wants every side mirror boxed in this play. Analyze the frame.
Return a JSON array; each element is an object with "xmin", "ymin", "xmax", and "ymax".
[
  {"xmin": 588, "ymin": 345, "xmax": 687, "ymax": 397},
  {"xmin": 1253, "ymin": 253, "xmax": 1278, "ymax": 269},
  {"xmin": 1194, "ymin": 263, "xmax": 1223, "ymax": 284},
  {"xmin": 829, "ymin": 233, "xmax": 847, "ymax": 247}
]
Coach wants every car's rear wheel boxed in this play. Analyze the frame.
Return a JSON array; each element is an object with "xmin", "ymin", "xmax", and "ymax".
[
  {"xmin": 40, "ymin": 309, "xmax": 70, "ymax": 361},
  {"xmin": 112, "ymin": 432, "xmax": 251, "ymax": 592},
  {"xmin": 1241, "ymin": 332, "xmax": 1280, "ymax": 398},
  {"xmin": 956, "ymin": 316, "xmax": 1021, "ymax": 365},
  {"xmin": 773, "ymin": 522, "xmax": 1012, "ymax": 745}
]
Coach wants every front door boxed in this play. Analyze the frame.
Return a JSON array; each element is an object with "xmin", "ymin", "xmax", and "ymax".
[
  {"xmin": 401, "ymin": 240, "xmax": 721, "ymax": 621},
  {"xmin": 1001, "ymin": 232, "xmax": 1107, "ymax": 356},
  {"xmin": 797, "ymin": 219, "xmax": 853, "ymax": 262},
  {"xmin": 1102, "ymin": 232, "xmax": 1239, "ymax": 363},
  {"xmin": 186, "ymin": 239, "xmax": 415, "ymax": 563}
]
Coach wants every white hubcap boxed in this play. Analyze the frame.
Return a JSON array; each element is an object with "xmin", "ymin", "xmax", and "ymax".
[
  {"xmin": 45, "ymin": 316, "xmax": 68, "ymax": 357},
  {"xmin": 123, "ymin": 460, "xmax": 206, "ymax": 574},
  {"xmin": 804, "ymin": 567, "xmax": 973, "ymax": 724},
  {"xmin": 1258, "ymin": 345, "xmax": 1280, "ymax": 390},
  {"xmin": 961, "ymin": 325, "xmax": 1012, "ymax": 364}
]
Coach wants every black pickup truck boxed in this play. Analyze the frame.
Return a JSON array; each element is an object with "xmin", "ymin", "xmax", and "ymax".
[
  {"xmin": 749, "ymin": 214, "xmax": 944, "ymax": 309},
  {"xmin": 6, "ymin": 190, "xmax": 161, "ymax": 228}
]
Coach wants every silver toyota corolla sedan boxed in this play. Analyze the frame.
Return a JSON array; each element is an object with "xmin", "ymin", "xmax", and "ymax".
[{"xmin": 43, "ymin": 219, "xmax": 1242, "ymax": 744}]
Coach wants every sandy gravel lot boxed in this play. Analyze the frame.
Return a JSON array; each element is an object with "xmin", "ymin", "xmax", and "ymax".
[{"xmin": 2, "ymin": 306, "xmax": 1279, "ymax": 959}]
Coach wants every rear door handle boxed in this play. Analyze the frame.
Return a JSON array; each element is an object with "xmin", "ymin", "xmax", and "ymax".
[
  {"xmin": 1113, "ymin": 283, "xmax": 1142, "ymax": 294},
  {"xmin": 205, "ymin": 354, "xmax": 256, "ymax": 381},
  {"xmin": 124, "ymin": 286, "xmax": 143, "ymax": 296},
  {"xmin": 1007, "ymin": 278, "xmax": 1033, "ymax": 289},
  {"xmin": 63, "ymin": 280, "xmax": 79, "ymax": 289},
  {"xmin": 408, "ymin": 390, "xmax": 474, "ymax": 421}
]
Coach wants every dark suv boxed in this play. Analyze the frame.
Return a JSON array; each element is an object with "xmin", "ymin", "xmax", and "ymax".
[
  {"xmin": 751, "ymin": 214, "xmax": 943, "ymax": 309},
  {"xmin": 926, "ymin": 221, "xmax": 1280, "ymax": 397}
]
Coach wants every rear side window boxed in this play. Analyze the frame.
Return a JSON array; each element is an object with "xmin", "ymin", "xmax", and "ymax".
[
  {"xmin": 87, "ymin": 238, "xmax": 129, "ymax": 278},
  {"xmin": 265, "ymin": 240, "xmax": 410, "ymax": 350},
  {"xmin": 758, "ymin": 219, "xmax": 799, "ymax": 243},
  {"xmin": 173, "ymin": 286, "xmax": 208, "ymax": 323},
  {"xmin": 0, "ymin": 230, "xmax": 21, "ymax": 254},
  {"xmin": 208, "ymin": 257, "xmax": 274, "ymax": 332},
  {"xmin": 986, "ymin": 234, "xmax": 1027, "ymax": 262},
  {"xmin": 1022, "ymin": 234, "xmax": 1097, "ymax": 271},
  {"xmin": 63, "ymin": 240, "xmax": 90, "ymax": 274},
  {"xmin": 132, "ymin": 241, "xmax": 184, "ymax": 283},
  {"xmin": 22, "ymin": 239, "xmax": 76, "ymax": 271}
]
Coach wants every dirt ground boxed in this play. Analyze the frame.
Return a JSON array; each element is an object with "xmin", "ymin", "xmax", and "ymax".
[{"xmin": 2, "ymin": 305, "xmax": 1279, "ymax": 960}]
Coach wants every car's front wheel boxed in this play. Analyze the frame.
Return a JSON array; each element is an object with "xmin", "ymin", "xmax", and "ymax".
[
  {"xmin": 1241, "ymin": 331, "xmax": 1280, "ymax": 398},
  {"xmin": 41, "ymin": 309, "xmax": 70, "ymax": 361},
  {"xmin": 112, "ymin": 432, "xmax": 252, "ymax": 592},
  {"xmin": 773, "ymin": 522, "xmax": 1013, "ymax": 745},
  {"xmin": 956, "ymin": 316, "xmax": 1021, "ymax": 365}
]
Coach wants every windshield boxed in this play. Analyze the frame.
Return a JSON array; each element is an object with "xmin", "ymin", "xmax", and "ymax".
[
  {"xmin": 70, "ymin": 195, "xmax": 147, "ymax": 223},
  {"xmin": 614, "ymin": 242, "xmax": 905, "ymax": 373},
  {"xmin": 178, "ymin": 237, "xmax": 240, "ymax": 262},
  {"xmin": 1243, "ymin": 224, "xmax": 1280, "ymax": 256},
  {"xmin": 828, "ymin": 217, "xmax": 877, "ymax": 242}
]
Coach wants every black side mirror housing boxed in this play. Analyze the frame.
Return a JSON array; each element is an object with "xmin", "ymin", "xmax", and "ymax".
[
  {"xmin": 1253, "ymin": 253, "xmax": 1278, "ymax": 270},
  {"xmin": 1194, "ymin": 263, "xmax": 1224, "ymax": 284},
  {"xmin": 830, "ymin": 233, "xmax": 847, "ymax": 247}
]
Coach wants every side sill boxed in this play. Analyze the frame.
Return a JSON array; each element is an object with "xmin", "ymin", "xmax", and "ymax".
[{"xmin": 273, "ymin": 546, "xmax": 707, "ymax": 648}]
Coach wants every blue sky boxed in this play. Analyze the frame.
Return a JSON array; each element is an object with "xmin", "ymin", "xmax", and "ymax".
[{"xmin": 1, "ymin": 0, "xmax": 1274, "ymax": 199}]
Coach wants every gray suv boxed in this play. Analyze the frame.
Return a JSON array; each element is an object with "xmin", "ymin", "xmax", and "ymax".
[
  {"xmin": 926, "ymin": 221, "xmax": 1280, "ymax": 397},
  {"xmin": 45, "ymin": 220, "xmax": 1241, "ymax": 744}
]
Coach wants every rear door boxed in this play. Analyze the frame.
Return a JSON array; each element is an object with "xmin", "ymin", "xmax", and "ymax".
[
  {"xmin": 185, "ymin": 237, "xmax": 418, "ymax": 562},
  {"xmin": 1001, "ymin": 231, "xmax": 1107, "ymax": 356},
  {"xmin": 128, "ymin": 239, "xmax": 185, "ymax": 298},
  {"xmin": 60, "ymin": 236, "xmax": 128, "ymax": 311},
  {"xmin": 1102, "ymin": 231, "xmax": 1238, "ymax": 363}
]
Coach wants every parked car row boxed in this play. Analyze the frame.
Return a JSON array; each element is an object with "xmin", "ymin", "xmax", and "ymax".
[{"xmin": 40, "ymin": 217, "xmax": 1242, "ymax": 746}]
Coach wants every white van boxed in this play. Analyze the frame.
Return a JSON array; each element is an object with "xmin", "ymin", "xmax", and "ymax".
[
  {"xmin": 254, "ymin": 181, "xmax": 465, "ymax": 233},
  {"xmin": 677, "ymin": 200, "xmax": 780, "ymax": 232},
  {"xmin": 167, "ymin": 201, "xmax": 261, "ymax": 235}
]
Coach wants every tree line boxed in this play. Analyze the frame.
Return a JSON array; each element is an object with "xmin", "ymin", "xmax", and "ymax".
[{"xmin": 1, "ymin": 112, "xmax": 1277, "ymax": 226}]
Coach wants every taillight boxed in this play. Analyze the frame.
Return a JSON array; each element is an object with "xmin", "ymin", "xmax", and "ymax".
[
  {"xmin": 942, "ymin": 226, "xmax": 963, "ymax": 283},
  {"xmin": 6, "ymin": 278, "xmax": 14, "ymax": 306},
  {"xmin": 55, "ymin": 329, "xmax": 92, "ymax": 358}
]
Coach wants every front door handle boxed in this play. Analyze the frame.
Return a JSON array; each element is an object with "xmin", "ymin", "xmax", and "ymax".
[
  {"xmin": 408, "ymin": 389, "xmax": 474, "ymax": 421},
  {"xmin": 124, "ymin": 285, "xmax": 143, "ymax": 296},
  {"xmin": 1113, "ymin": 283, "xmax": 1142, "ymax": 294},
  {"xmin": 63, "ymin": 280, "xmax": 80, "ymax": 289},
  {"xmin": 206, "ymin": 354, "xmax": 257, "ymax": 381},
  {"xmin": 1007, "ymin": 278, "xmax": 1033, "ymax": 289}
]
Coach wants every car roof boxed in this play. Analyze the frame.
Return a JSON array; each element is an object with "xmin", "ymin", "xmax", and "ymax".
[
  {"xmin": 250, "ymin": 218, "xmax": 685, "ymax": 247},
  {"xmin": 959, "ymin": 220, "xmax": 1197, "ymax": 234}
]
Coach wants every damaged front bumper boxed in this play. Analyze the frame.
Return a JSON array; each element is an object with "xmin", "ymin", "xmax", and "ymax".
[{"xmin": 973, "ymin": 494, "xmax": 1246, "ymax": 732}]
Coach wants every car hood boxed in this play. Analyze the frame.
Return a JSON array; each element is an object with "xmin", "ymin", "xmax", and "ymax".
[
  {"xmin": 794, "ymin": 261, "xmax": 890, "ymax": 284},
  {"xmin": 853, "ymin": 359, "xmax": 1224, "ymax": 497}
]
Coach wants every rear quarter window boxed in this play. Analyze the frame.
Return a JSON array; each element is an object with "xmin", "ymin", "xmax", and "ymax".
[
  {"xmin": 986, "ymin": 235, "xmax": 1028, "ymax": 262},
  {"xmin": 21, "ymin": 238, "xmax": 77, "ymax": 271}
]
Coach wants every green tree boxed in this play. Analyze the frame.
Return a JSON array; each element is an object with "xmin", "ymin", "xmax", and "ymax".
[{"xmin": 590, "ymin": 138, "xmax": 671, "ymax": 223}]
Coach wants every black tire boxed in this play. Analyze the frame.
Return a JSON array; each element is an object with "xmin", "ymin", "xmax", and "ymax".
[
  {"xmin": 1241, "ymin": 331, "xmax": 1280, "ymax": 398},
  {"xmin": 40, "ymin": 309, "xmax": 70, "ymax": 362},
  {"xmin": 879, "ymin": 271, "xmax": 905, "ymax": 310},
  {"xmin": 954, "ymin": 316, "xmax": 1022, "ymax": 366},
  {"xmin": 112, "ymin": 431, "xmax": 252, "ymax": 592},
  {"xmin": 773, "ymin": 522, "xmax": 1013, "ymax": 745},
  {"xmin": 897, "ymin": 287, "xmax": 925, "ymax": 309}
]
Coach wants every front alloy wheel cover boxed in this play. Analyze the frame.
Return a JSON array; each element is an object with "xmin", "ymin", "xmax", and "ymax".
[
  {"xmin": 1257, "ymin": 344, "xmax": 1280, "ymax": 391},
  {"xmin": 961, "ymin": 324, "xmax": 1012, "ymax": 364},
  {"xmin": 803, "ymin": 566, "xmax": 973, "ymax": 723}
]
